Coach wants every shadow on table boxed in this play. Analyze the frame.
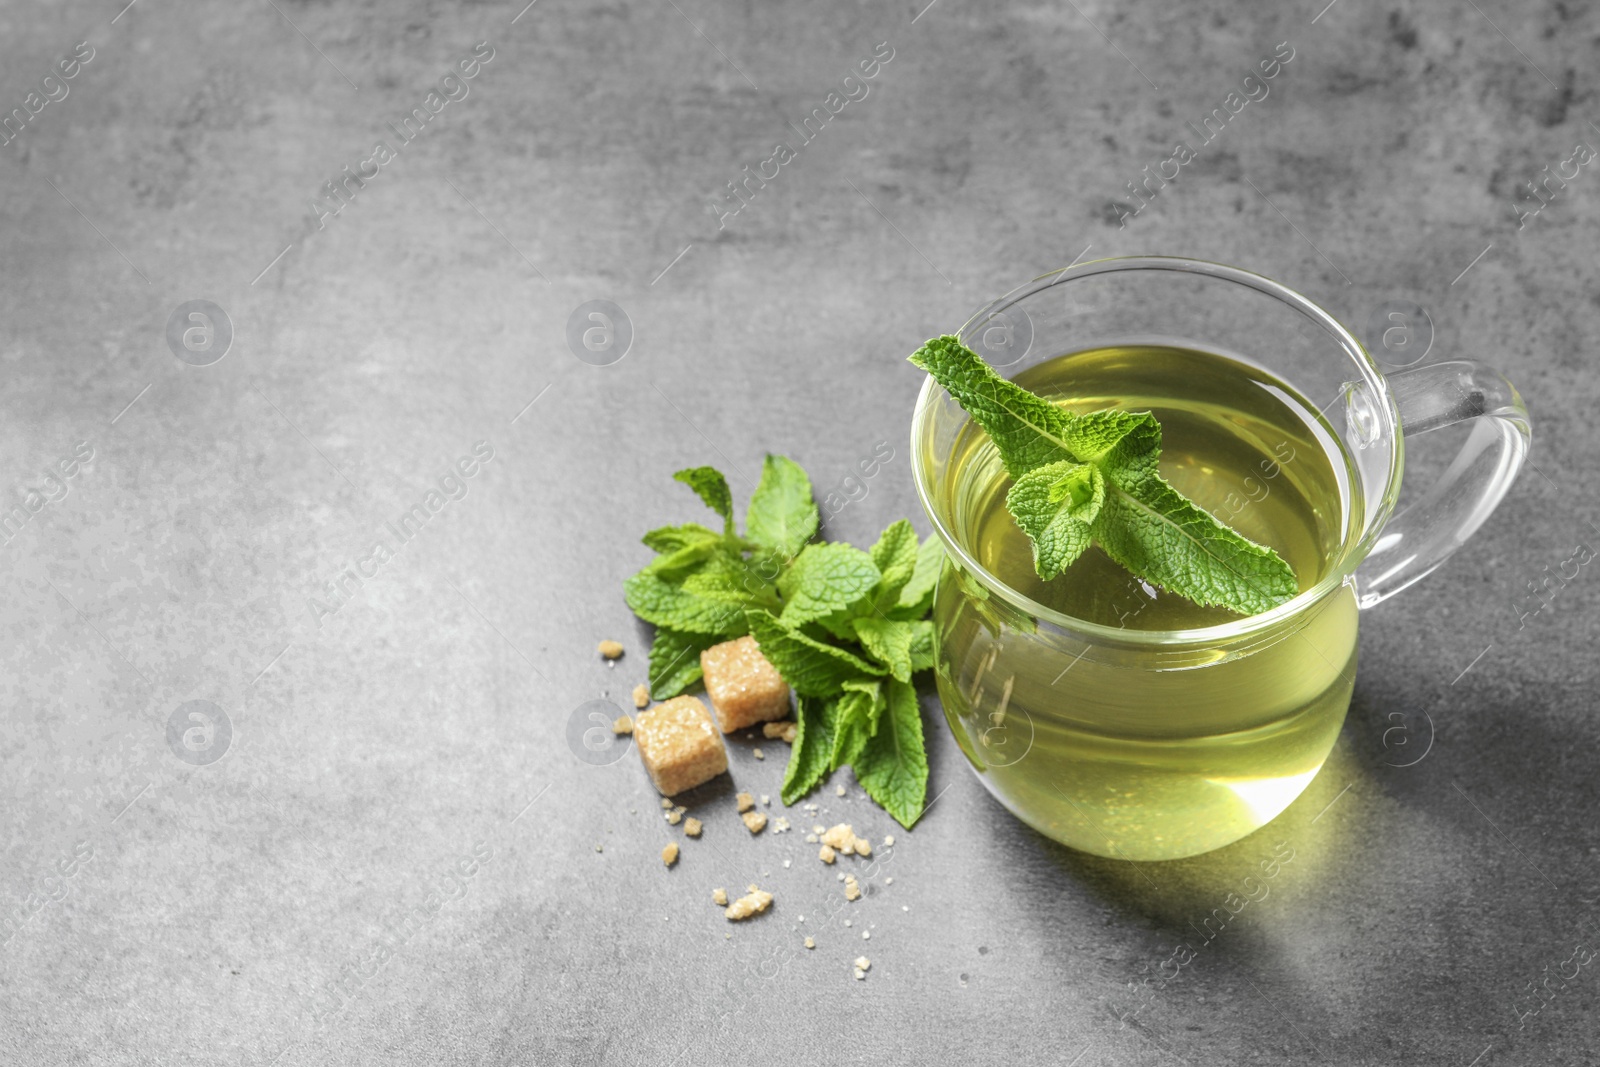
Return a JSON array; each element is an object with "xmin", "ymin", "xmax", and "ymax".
[{"xmin": 992, "ymin": 677, "xmax": 1453, "ymax": 930}]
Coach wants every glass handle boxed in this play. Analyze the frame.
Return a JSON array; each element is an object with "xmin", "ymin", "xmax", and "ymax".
[{"xmin": 1354, "ymin": 360, "xmax": 1532, "ymax": 608}]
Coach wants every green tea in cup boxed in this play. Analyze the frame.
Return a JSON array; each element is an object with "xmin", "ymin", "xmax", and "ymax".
[{"xmin": 911, "ymin": 258, "xmax": 1530, "ymax": 860}]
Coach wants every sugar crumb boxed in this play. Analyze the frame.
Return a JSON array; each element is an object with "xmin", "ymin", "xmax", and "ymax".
[
  {"xmin": 661, "ymin": 842, "xmax": 679, "ymax": 867},
  {"xmin": 818, "ymin": 845, "xmax": 836, "ymax": 865},
  {"xmin": 821, "ymin": 825, "xmax": 860, "ymax": 854},
  {"xmin": 665, "ymin": 810, "xmax": 682, "ymax": 825},
  {"xmin": 612, "ymin": 716, "xmax": 634, "ymax": 735},
  {"xmin": 835, "ymin": 784, "xmax": 846, "ymax": 796},
  {"xmin": 736, "ymin": 792, "xmax": 755, "ymax": 813},
  {"xmin": 598, "ymin": 640, "xmax": 624, "ymax": 660},
  {"xmin": 753, "ymin": 748, "xmax": 765, "ymax": 761},
  {"xmin": 712, "ymin": 887, "xmax": 728, "ymax": 906},
  {"xmin": 844, "ymin": 875, "xmax": 861, "ymax": 902},
  {"xmin": 804, "ymin": 936, "xmax": 816, "ymax": 950},
  {"xmin": 741, "ymin": 811, "xmax": 768, "ymax": 834},
  {"xmin": 684, "ymin": 817, "xmax": 703, "ymax": 838},
  {"xmin": 661, "ymin": 798, "xmax": 674, "ymax": 809},
  {"xmin": 632, "ymin": 683, "xmax": 650, "ymax": 709},
  {"xmin": 725, "ymin": 887, "xmax": 773, "ymax": 921}
]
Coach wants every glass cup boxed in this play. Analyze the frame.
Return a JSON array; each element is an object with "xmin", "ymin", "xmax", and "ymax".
[{"xmin": 911, "ymin": 257, "xmax": 1531, "ymax": 861}]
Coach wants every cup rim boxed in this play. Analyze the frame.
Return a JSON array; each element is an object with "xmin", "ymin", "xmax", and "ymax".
[{"xmin": 909, "ymin": 254, "xmax": 1399, "ymax": 646}]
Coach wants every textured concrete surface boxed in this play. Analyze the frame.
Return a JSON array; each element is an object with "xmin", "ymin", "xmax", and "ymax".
[{"xmin": 1, "ymin": 0, "xmax": 1597, "ymax": 1064}]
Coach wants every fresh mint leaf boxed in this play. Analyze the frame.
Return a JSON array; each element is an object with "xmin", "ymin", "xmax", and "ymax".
[
  {"xmin": 889, "ymin": 534, "xmax": 944, "ymax": 619},
  {"xmin": 853, "ymin": 678, "xmax": 928, "ymax": 829},
  {"xmin": 745, "ymin": 610, "xmax": 883, "ymax": 697},
  {"xmin": 829, "ymin": 680, "xmax": 881, "ymax": 770},
  {"xmin": 869, "ymin": 519, "xmax": 920, "ymax": 606},
  {"xmin": 777, "ymin": 543, "xmax": 881, "ymax": 627},
  {"xmin": 648, "ymin": 627, "xmax": 721, "ymax": 699},
  {"xmin": 1005, "ymin": 460, "xmax": 1105, "ymax": 579},
  {"xmin": 1095, "ymin": 475, "xmax": 1299, "ymax": 615},
  {"xmin": 641, "ymin": 538, "xmax": 723, "ymax": 581},
  {"xmin": 851, "ymin": 617, "xmax": 915, "ymax": 682},
  {"xmin": 782, "ymin": 694, "xmax": 836, "ymax": 804},
  {"xmin": 624, "ymin": 571, "xmax": 746, "ymax": 635},
  {"xmin": 746, "ymin": 454, "xmax": 819, "ymax": 559},
  {"xmin": 909, "ymin": 335, "xmax": 1076, "ymax": 477},
  {"xmin": 673, "ymin": 466, "xmax": 735, "ymax": 536},
  {"xmin": 1093, "ymin": 408, "xmax": 1297, "ymax": 613},
  {"xmin": 642, "ymin": 523, "xmax": 722, "ymax": 554},
  {"xmin": 844, "ymin": 677, "xmax": 888, "ymax": 737},
  {"xmin": 907, "ymin": 619, "xmax": 935, "ymax": 673},
  {"xmin": 682, "ymin": 551, "xmax": 780, "ymax": 610},
  {"xmin": 1063, "ymin": 409, "xmax": 1154, "ymax": 462},
  {"xmin": 908, "ymin": 336, "xmax": 1297, "ymax": 616}
]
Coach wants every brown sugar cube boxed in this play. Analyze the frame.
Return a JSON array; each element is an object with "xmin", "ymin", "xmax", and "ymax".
[
  {"xmin": 741, "ymin": 811, "xmax": 768, "ymax": 834},
  {"xmin": 701, "ymin": 636, "xmax": 792, "ymax": 733},
  {"xmin": 632, "ymin": 696, "xmax": 728, "ymax": 796}
]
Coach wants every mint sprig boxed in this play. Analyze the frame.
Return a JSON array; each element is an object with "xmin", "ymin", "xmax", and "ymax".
[
  {"xmin": 623, "ymin": 455, "xmax": 943, "ymax": 828},
  {"xmin": 909, "ymin": 335, "xmax": 1298, "ymax": 616}
]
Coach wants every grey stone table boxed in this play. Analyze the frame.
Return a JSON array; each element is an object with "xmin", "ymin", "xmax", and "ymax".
[{"xmin": 2, "ymin": 0, "xmax": 1596, "ymax": 1063}]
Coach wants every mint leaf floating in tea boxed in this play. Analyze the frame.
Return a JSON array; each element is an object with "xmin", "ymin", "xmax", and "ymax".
[
  {"xmin": 909, "ymin": 335, "xmax": 1298, "ymax": 616},
  {"xmin": 1005, "ymin": 461, "xmax": 1105, "ymax": 578},
  {"xmin": 622, "ymin": 453, "xmax": 944, "ymax": 827}
]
